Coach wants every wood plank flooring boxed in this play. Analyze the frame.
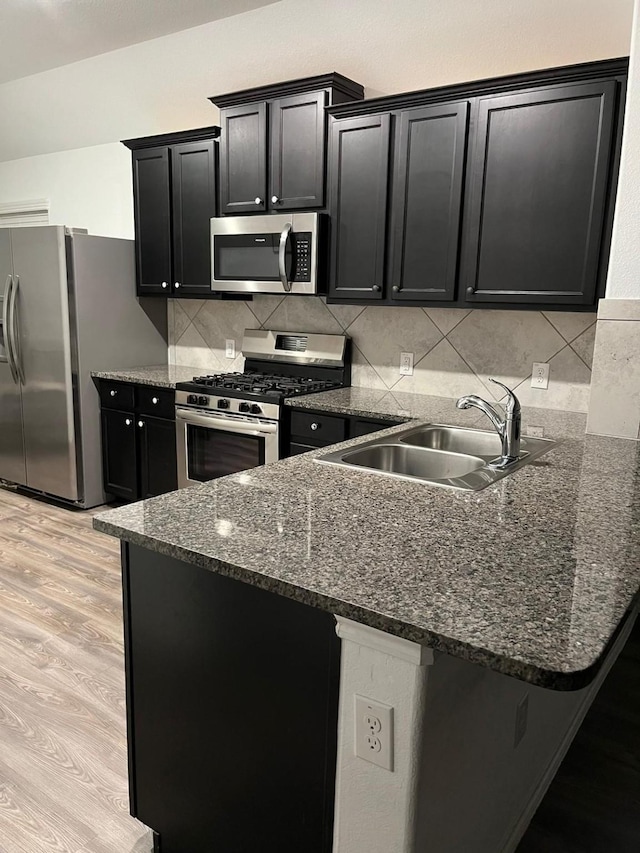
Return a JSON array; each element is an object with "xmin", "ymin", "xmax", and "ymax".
[
  {"xmin": 0, "ymin": 484, "xmax": 638, "ymax": 852},
  {"xmin": 0, "ymin": 486, "xmax": 151, "ymax": 853}
]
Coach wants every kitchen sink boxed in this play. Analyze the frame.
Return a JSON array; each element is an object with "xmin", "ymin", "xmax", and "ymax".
[{"xmin": 316, "ymin": 424, "xmax": 557, "ymax": 491}]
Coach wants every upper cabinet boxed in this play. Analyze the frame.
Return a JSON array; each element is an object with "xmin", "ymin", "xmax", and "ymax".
[
  {"xmin": 210, "ymin": 74, "xmax": 364, "ymax": 215},
  {"xmin": 326, "ymin": 57, "xmax": 627, "ymax": 310},
  {"xmin": 124, "ymin": 127, "xmax": 219, "ymax": 298}
]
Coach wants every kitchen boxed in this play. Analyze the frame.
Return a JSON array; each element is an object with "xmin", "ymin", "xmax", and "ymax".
[{"xmin": 0, "ymin": 1, "xmax": 639, "ymax": 852}]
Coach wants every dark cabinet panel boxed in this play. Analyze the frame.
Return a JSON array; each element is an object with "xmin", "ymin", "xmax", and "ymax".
[
  {"xmin": 270, "ymin": 92, "xmax": 327, "ymax": 210},
  {"xmin": 132, "ymin": 148, "xmax": 172, "ymax": 294},
  {"xmin": 101, "ymin": 409, "xmax": 138, "ymax": 501},
  {"xmin": 219, "ymin": 102, "xmax": 267, "ymax": 214},
  {"xmin": 171, "ymin": 140, "xmax": 216, "ymax": 295},
  {"xmin": 137, "ymin": 416, "xmax": 178, "ymax": 499},
  {"xmin": 290, "ymin": 411, "xmax": 347, "ymax": 445},
  {"xmin": 390, "ymin": 102, "xmax": 468, "ymax": 301},
  {"xmin": 351, "ymin": 418, "xmax": 402, "ymax": 438},
  {"xmin": 463, "ymin": 81, "xmax": 616, "ymax": 305},
  {"xmin": 328, "ymin": 114, "xmax": 391, "ymax": 300}
]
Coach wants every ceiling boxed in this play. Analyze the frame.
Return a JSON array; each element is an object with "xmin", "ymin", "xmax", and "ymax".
[{"xmin": 0, "ymin": 0, "xmax": 278, "ymax": 84}]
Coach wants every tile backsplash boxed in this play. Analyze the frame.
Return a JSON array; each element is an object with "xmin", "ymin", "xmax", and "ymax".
[{"xmin": 168, "ymin": 296, "xmax": 596, "ymax": 411}]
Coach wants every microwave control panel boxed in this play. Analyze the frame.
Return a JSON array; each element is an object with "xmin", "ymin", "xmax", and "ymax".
[{"xmin": 293, "ymin": 233, "xmax": 312, "ymax": 282}]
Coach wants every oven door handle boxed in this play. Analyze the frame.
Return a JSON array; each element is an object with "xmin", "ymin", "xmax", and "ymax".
[
  {"xmin": 278, "ymin": 222, "xmax": 293, "ymax": 293},
  {"xmin": 176, "ymin": 408, "xmax": 278, "ymax": 436}
]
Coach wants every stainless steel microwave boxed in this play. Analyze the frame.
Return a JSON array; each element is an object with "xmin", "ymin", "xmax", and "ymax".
[{"xmin": 210, "ymin": 212, "xmax": 324, "ymax": 295}]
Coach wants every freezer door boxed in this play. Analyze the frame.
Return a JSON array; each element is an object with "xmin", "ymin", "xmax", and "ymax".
[
  {"xmin": 10, "ymin": 227, "xmax": 79, "ymax": 501},
  {"xmin": 0, "ymin": 230, "xmax": 26, "ymax": 486}
]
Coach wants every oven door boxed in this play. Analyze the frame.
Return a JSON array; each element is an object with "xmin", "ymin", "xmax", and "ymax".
[
  {"xmin": 210, "ymin": 212, "xmax": 319, "ymax": 295},
  {"xmin": 176, "ymin": 408, "xmax": 279, "ymax": 489}
]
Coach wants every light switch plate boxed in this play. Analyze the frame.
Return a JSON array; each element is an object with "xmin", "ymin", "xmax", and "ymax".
[{"xmin": 225, "ymin": 339, "xmax": 236, "ymax": 359}]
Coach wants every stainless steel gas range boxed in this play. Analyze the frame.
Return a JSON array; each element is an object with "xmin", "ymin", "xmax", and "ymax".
[{"xmin": 175, "ymin": 329, "xmax": 351, "ymax": 488}]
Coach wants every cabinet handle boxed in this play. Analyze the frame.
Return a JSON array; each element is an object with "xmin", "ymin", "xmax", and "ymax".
[
  {"xmin": 254, "ymin": 197, "xmax": 263, "ymax": 205},
  {"xmin": 310, "ymin": 422, "xmax": 320, "ymax": 431},
  {"xmin": 161, "ymin": 282, "xmax": 168, "ymax": 289},
  {"xmin": 372, "ymin": 284, "xmax": 381, "ymax": 292},
  {"xmin": 271, "ymin": 195, "xmax": 280, "ymax": 204},
  {"xmin": 125, "ymin": 418, "xmax": 132, "ymax": 426},
  {"xmin": 466, "ymin": 287, "xmax": 475, "ymax": 296},
  {"xmin": 137, "ymin": 420, "xmax": 144, "ymax": 428},
  {"xmin": 174, "ymin": 282, "xmax": 181, "ymax": 289},
  {"xmin": 152, "ymin": 397, "xmax": 159, "ymax": 405},
  {"xmin": 110, "ymin": 389, "xmax": 117, "ymax": 397},
  {"xmin": 392, "ymin": 285, "xmax": 400, "ymax": 293}
]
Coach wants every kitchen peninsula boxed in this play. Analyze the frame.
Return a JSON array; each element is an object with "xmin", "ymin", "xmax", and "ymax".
[{"xmin": 95, "ymin": 390, "xmax": 640, "ymax": 853}]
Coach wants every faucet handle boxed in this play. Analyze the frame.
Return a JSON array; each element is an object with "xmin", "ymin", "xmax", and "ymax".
[{"xmin": 488, "ymin": 378, "xmax": 521, "ymax": 415}]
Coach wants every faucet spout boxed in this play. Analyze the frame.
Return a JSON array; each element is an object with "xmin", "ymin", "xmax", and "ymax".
[{"xmin": 456, "ymin": 380, "xmax": 522, "ymax": 468}]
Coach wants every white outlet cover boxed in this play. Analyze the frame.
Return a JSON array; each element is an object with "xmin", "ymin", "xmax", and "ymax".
[
  {"xmin": 225, "ymin": 339, "xmax": 236, "ymax": 359},
  {"xmin": 399, "ymin": 351, "xmax": 414, "ymax": 376},
  {"xmin": 531, "ymin": 362, "xmax": 549, "ymax": 389},
  {"xmin": 355, "ymin": 694, "xmax": 394, "ymax": 771}
]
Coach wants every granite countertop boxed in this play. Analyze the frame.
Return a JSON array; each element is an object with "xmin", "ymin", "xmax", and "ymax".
[
  {"xmin": 91, "ymin": 365, "xmax": 200, "ymax": 390},
  {"xmin": 94, "ymin": 388, "xmax": 640, "ymax": 690}
]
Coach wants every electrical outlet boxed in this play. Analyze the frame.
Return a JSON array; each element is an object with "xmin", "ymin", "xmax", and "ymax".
[
  {"xmin": 531, "ymin": 362, "xmax": 549, "ymax": 389},
  {"xmin": 225, "ymin": 339, "xmax": 236, "ymax": 359},
  {"xmin": 355, "ymin": 695, "xmax": 394, "ymax": 770},
  {"xmin": 514, "ymin": 693, "xmax": 529, "ymax": 748},
  {"xmin": 399, "ymin": 352, "xmax": 414, "ymax": 376}
]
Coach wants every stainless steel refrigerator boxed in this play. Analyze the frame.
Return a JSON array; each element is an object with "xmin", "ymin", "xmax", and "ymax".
[{"xmin": 0, "ymin": 226, "xmax": 167, "ymax": 508}]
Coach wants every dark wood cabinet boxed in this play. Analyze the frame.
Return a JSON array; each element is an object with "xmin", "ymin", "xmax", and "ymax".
[
  {"xmin": 99, "ymin": 382, "xmax": 177, "ymax": 502},
  {"xmin": 326, "ymin": 57, "xmax": 627, "ymax": 311},
  {"xmin": 123, "ymin": 127, "xmax": 220, "ymax": 298},
  {"xmin": 462, "ymin": 81, "xmax": 617, "ymax": 306},
  {"xmin": 218, "ymin": 103, "xmax": 267, "ymax": 214},
  {"xmin": 286, "ymin": 406, "xmax": 403, "ymax": 455},
  {"xmin": 211, "ymin": 74, "xmax": 364, "ymax": 216},
  {"xmin": 390, "ymin": 102, "xmax": 468, "ymax": 302},
  {"xmin": 328, "ymin": 114, "xmax": 391, "ymax": 301}
]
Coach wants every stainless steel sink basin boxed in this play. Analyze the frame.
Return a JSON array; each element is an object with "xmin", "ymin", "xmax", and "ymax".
[
  {"xmin": 342, "ymin": 444, "xmax": 485, "ymax": 480},
  {"xmin": 316, "ymin": 424, "xmax": 557, "ymax": 491}
]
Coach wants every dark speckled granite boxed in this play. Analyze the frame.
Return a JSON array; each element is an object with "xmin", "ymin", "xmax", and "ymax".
[
  {"xmin": 91, "ymin": 365, "xmax": 200, "ymax": 389},
  {"xmin": 94, "ymin": 390, "xmax": 640, "ymax": 690}
]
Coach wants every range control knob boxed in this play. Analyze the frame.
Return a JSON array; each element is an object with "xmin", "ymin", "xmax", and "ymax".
[
  {"xmin": 250, "ymin": 404, "xmax": 262, "ymax": 415},
  {"xmin": 187, "ymin": 394, "xmax": 198, "ymax": 404},
  {"xmin": 239, "ymin": 402, "xmax": 250, "ymax": 413},
  {"xmin": 217, "ymin": 399, "xmax": 230, "ymax": 410},
  {"xmin": 197, "ymin": 396, "xmax": 209, "ymax": 406}
]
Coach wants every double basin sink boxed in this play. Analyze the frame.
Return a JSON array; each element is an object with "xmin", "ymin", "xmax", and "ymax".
[{"xmin": 316, "ymin": 424, "xmax": 556, "ymax": 491}]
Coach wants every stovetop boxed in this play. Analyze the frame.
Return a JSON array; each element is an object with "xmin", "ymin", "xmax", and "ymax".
[{"xmin": 176, "ymin": 371, "xmax": 341, "ymax": 403}]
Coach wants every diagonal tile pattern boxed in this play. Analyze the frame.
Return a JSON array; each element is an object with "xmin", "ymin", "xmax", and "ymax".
[{"xmin": 169, "ymin": 296, "xmax": 596, "ymax": 412}]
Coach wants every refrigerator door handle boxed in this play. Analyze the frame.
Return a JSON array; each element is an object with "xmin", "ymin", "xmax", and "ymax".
[
  {"xmin": 8, "ymin": 275, "xmax": 24, "ymax": 384},
  {"xmin": 2, "ymin": 274, "xmax": 18, "ymax": 383}
]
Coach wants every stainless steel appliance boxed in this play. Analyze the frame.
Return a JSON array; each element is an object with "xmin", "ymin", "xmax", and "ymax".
[
  {"xmin": 0, "ymin": 226, "xmax": 167, "ymax": 508},
  {"xmin": 210, "ymin": 212, "xmax": 324, "ymax": 295},
  {"xmin": 175, "ymin": 329, "xmax": 350, "ymax": 488}
]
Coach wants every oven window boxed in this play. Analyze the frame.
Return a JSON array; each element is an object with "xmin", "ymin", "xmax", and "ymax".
[
  {"xmin": 187, "ymin": 424, "xmax": 265, "ymax": 481},
  {"xmin": 214, "ymin": 234, "xmax": 291, "ymax": 282}
]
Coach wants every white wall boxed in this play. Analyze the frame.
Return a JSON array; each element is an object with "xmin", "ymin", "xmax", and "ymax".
[{"xmin": 606, "ymin": 0, "xmax": 640, "ymax": 298}]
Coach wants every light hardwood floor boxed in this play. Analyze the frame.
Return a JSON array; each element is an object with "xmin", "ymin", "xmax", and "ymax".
[{"xmin": 0, "ymin": 485, "xmax": 151, "ymax": 853}]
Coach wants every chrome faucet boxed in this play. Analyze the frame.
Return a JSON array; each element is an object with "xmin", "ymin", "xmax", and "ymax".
[{"xmin": 456, "ymin": 379, "xmax": 522, "ymax": 469}]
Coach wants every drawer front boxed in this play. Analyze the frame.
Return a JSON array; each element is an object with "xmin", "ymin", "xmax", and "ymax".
[
  {"xmin": 100, "ymin": 381, "xmax": 135, "ymax": 411},
  {"xmin": 290, "ymin": 411, "xmax": 347, "ymax": 445},
  {"xmin": 351, "ymin": 418, "xmax": 402, "ymax": 438},
  {"xmin": 136, "ymin": 386, "xmax": 176, "ymax": 420}
]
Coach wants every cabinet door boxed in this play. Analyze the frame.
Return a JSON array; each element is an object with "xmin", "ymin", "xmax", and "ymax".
[
  {"xmin": 328, "ymin": 114, "xmax": 391, "ymax": 301},
  {"xmin": 219, "ymin": 103, "xmax": 267, "ymax": 214},
  {"xmin": 390, "ymin": 103, "xmax": 468, "ymax": 302},
  {"xmin": 463, "ymin": 81, "xmax": 616, "ymax": 305},
  {"xmin": 171, "ymin": 140, "xmax": 216, "ymax": 296},
  {"xmin": 132, "ymin": 147, "xmax": 172, "ymax": 295},
  {"xmin": 137, "ymin": 415, "xmax": 178, "ymax": 499},
  {"xmin": 101, "ymin": 409, "xmax": 138, "ymax": 501},
  {"xmin": 270, "ymin": 92, "xmax": 327, "ymax": 210}
]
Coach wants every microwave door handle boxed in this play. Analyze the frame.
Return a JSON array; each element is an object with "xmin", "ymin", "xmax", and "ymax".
[
  {"xmin": 176, "ymin": 409, "xmax": 278, "ymax": 436},
  {"xmin": 278, "ymin": 223, "xmax": 293, "ymax": 293}
]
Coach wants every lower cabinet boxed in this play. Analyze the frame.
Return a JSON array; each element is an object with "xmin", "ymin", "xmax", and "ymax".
[
  {"xmin": 99, "ymin": 381, "xmax": 177, "ymax": 501},
  {"xmin": 286, "ymin": 408, "xmax": 403, "ymax": 454}
]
